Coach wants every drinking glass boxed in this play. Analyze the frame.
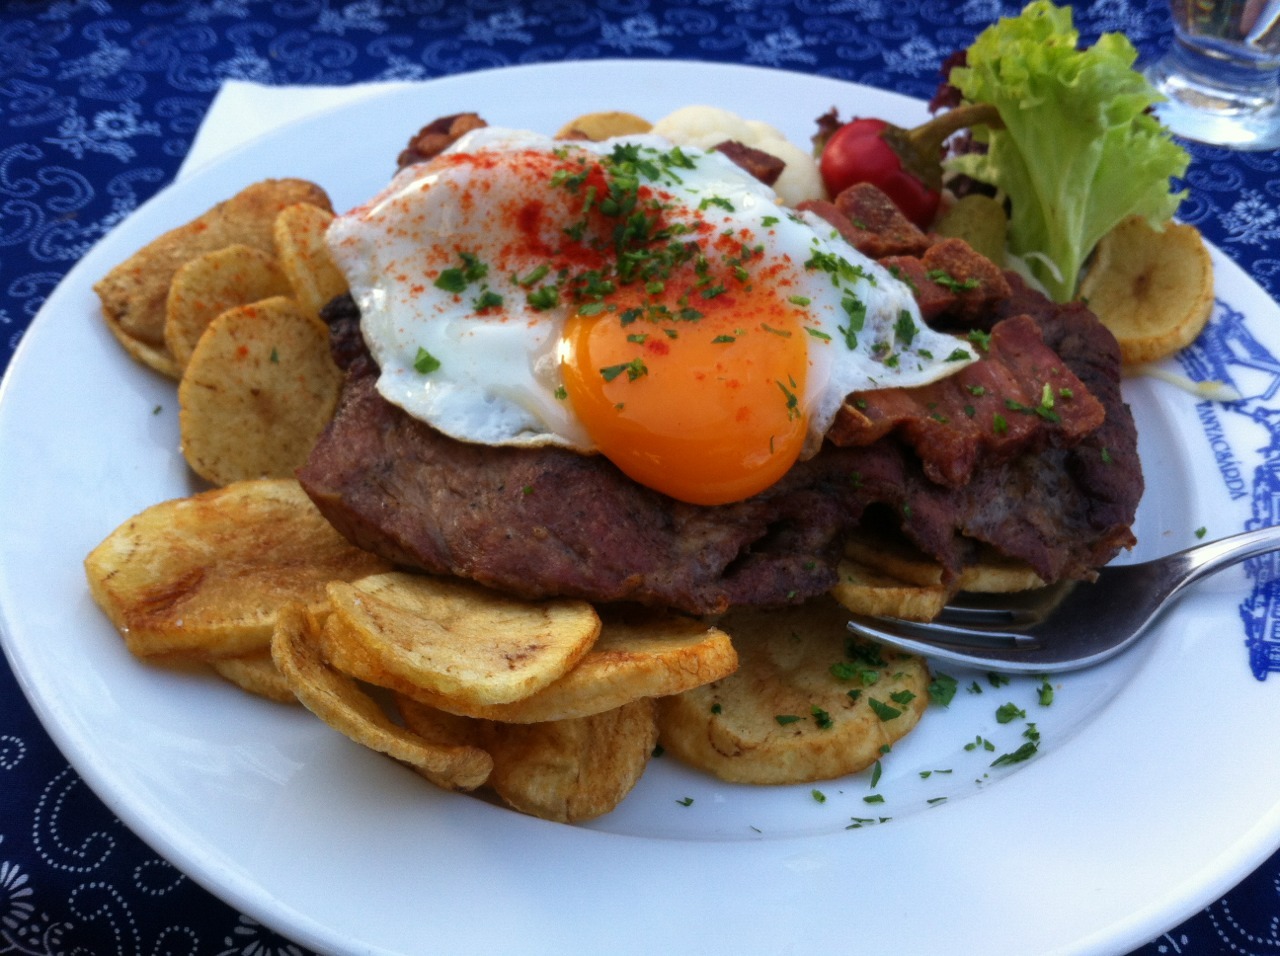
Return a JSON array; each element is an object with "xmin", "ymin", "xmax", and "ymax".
[{"xmin": 1144, "ymin": 0, "xmax": 1280, "ymax": 149}]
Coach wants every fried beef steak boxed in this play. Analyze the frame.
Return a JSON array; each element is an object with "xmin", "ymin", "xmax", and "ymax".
[{"xmin": 298, "ymin": 171, "xmax": 1141, "ymax": 617}]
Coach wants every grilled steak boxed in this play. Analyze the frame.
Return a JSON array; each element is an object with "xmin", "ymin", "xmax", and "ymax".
[{"xmin": 298, "ymin": 268, "xmax": 1141, "ymax": 615}]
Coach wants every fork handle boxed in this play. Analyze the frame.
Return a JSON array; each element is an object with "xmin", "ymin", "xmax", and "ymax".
[{"xmin": 1172, "ymin": 525, "xmax": 1280, "ymax": 592}]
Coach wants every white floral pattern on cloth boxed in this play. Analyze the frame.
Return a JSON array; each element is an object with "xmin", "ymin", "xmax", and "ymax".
[{"xmin": 0, "ymin": 1, "xmax": 1277, "ymax": 954}]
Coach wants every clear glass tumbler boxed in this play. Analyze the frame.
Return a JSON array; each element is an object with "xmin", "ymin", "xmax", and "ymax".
[{"xmin": 1145, "ymin": 0, "xmax": 1280, "ymax": 149}]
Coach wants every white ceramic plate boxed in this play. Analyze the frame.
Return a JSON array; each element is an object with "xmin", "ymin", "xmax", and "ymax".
[{"xmin": 2, "ymin": 61, "xmax": 1279, "ymax": 956}]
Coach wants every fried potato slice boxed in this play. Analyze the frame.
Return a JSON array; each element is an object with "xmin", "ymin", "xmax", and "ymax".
[
  {"xmin": 830, "ymin": 557, "xmax": 954, "ymax": 622},
  {"xmin": 210, "ymin": 649, "xmax": 297, "ymax": 704},
  {"xmin": 843, "ymin": 531, "xmax": 944, "ymax": 588},
  {"xmin": 272, "ymin": 604, "xmax": 492, "ymax": 791},
  {"xmin": 272, "ymin": 202, "xmax": 348, "ymax": 317},
  {"xmin": 555, "ymin": 110, "xmax": 652, "ymax": 141},
  {"xmin": 845, "ymin": 531, "xmax": 1044, "ymax": 597},
  {"xmin": 325, "ymin": 572, "xmax": 601, "ymax": 708},
  {"xmin": 94, "ymin": 178, "xmax": 332, "ymax": 377},
  {"xmin": 1078, "ymin": 215, "xmax": 1214, "ymax": 365},
  {"xmin": 482, "ymin": 700, "xmax": 659, "ymax": 823},
  {"xmin": 331, "ymin": 609, "xmax": 736, "ymax": 723},
  {"xmin": 164, "ymin": 243, "xmax": 292, "ymax": 369},
  {"xmin": 177, "ymin": 295, "xmax": 342, "ymax": 486},
  {"xmin": 84, "ymin": 478, "xmax": 392, "ymax": 659},
  {"xmin": 657, "ymin": 598, "xmax": 930, "ymax": 785},
  {"xmin": 957, "ymin": 548, "xmax": 1045, "ymax": 593}
]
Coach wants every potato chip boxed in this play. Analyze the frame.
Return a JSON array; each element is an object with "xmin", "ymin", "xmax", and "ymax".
[
  {"xmin": 210, "ymin": 650, "xmax": 297, "ymax": 703},
  {"xmin": 94, "ymin": 178, "xmax": 332, "ymax": 377},
  {"xmin": 273, "ymin": 202, "xmax": 349, "ymax": 317},
  {"xmin": 657, "ymin": 598, "xmax": 930, "ymax": 785},
  {"xmin": 177, "ymin": 295, "xmax": 342, "ymax": 486},
  {"xmin": 272, "ymin": 604, "xmax": 492, "ymax": 791},
  {"xmin": 554, "ymin": 110, "xmax": 652, "ymax": 141},
  {"xmin": 325, "ymin": 572, "xmax": 601, "ymax": 708},
  {"xmin": 830, "ymin": 558, "xmax": 954, "ymax": 622},
  {"xmin": 480, "ymin": 700, "xmax": 659, "ymax": 822},
  {"xmin": 84, "ymin": 478, "xmax": 391, "ymax": 659},
  {"xmin": 1078, "ymin": 215, "xmax": 1214, "ymax": 365},
  {"xmin": 164, "ymin": 244, "xmax": 291, "ymax": 369},
  {"xmin": 331, "ymin": 608, "xmax": 736, "ymax": 723}
]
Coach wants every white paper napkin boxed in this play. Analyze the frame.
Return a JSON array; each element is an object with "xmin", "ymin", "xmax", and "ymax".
[{"xmin": 179, "ymin": 80, "xmax": 417, "ymax": 178}]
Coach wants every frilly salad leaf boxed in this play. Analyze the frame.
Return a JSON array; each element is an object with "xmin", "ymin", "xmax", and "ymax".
[{"xmin": 945, "ymin": 1, "xmax": 1189, "ymax": 302}]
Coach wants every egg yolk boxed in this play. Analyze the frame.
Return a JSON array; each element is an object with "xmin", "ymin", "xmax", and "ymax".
[{"xmin": 560, "ymin": 283, "xmax": 811, "ymax": 506}]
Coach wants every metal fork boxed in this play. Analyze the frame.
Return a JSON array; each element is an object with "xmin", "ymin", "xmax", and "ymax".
[{"xmin": 847, "ymin": 525, "xmax": 1280, "ymax": 673}]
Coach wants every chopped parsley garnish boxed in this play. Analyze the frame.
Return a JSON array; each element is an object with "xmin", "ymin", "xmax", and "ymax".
[
  {"xmin": 928, "ymin": 672, "xmax": 958, "ymax": 707},
  {"xmin": 894, "ymin": 310, "xmax": 917, "ymax": 348},
  {"xmin": 1038, "ymin": 680, "xmax": 1055, "ymax": 706},
  {"xmin": 967, "ymin": 328, "xmax": 992, "ymax": 352},
  {"xmin": 777, "ymin": 379, "xmax": 800, "ymax": 420},
  {"xmin": 526, "ymin": 285, "xmax": 560, "ymax": 311},
  {"xmin": 434, "ymin": 251, "xmax": 489, "ymax": 293},
  {"xmin": 991, "ymin": 741, "xmax": 1039, "ymax": 767},
  {"xmin": 599, "ymin": 358, "xmax": 648, "ymax": 383},
  {"xmin": 413, "ymin": 347, "xmax": 441, "ymax": 374},
  {"xmin": 867, "ymin": 697, "xmax": 902, "ymax": 722},
  {"xmin": 473, "ymin": 289, "xmax": 504, "ymax": 311},
  {"xmin": 926, "ymin": 268, "xmax": 981, "ymax": 291},
  {"xmin": 995, "ymin": 702, "xmax": 1026, "ymax": 724},
  {"xmin": 698, "ymin": 195, "xmax": 734, "ymax": 212}
]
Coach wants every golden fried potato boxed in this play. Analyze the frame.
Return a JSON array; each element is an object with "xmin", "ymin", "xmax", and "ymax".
[
  {"xmin": 177, "ymin": 295, "xmax": 342, "ymax": 486},
  {"xmin": 84, "ymin": 478, "xmax": 392, "ymax": 659},
  {"xmin": 325, "ymin": 573, "xmax": 601, "ymax": 708},
  {"xmin": 272, "ymin": 604, "xmax": 492, "ymax": 791},
  {"xmin": 1079, "ymin": 215, "xmax": 1214, "ymax": 365},
  {"xmin": 481, "ymin": 700, "xmax": 659, "ymax": 822},
  {"xmin": 210, "ymin": 650, "xmax": 297, "ymax": 704},
  {"xmin": 164, "ymin": 244, "xmax": 291, "ymax": 369},
  {"xmin": 957, "ymin": 548, "xmax": 1045, "ymax": 593},
  {"xmin": 94, "ymin": 178, "xmax": 332, "ymax": 377},
  {"xmin": 657, "ymin": 598, "xmax": 930, "ymax": 785},
  {"xmin": 843, "ymin": 531, "xmax": 944, "ymax": 588},
  {"xmin": 334, "ymin": 609, "xmax": 736, "ymax": 723},
  {"xmin": 830, "ymin": 557, "xmax": 954, "ymax": 622},
  {"xmin": 555, "ymin": 110, "xmax": 652, "ymax": 141},
  {"xmin": 272, "ymin": 202, "xmax": 348, "ymax": 317}
]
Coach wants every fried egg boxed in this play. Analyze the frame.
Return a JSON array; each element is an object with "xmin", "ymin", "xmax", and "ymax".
[{"xmin": 327, "ymin": 126, "xmax": 974, "ymax": 506}]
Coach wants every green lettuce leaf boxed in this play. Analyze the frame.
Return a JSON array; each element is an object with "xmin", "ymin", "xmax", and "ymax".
[{"xmin": 946, "ymin": 1, "xmax": 1189, "ymax": 302}]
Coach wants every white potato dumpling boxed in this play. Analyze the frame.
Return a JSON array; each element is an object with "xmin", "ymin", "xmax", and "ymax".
[{"xmin": 651, "ymin": 104, "xmax": 825, "ymax": 207}]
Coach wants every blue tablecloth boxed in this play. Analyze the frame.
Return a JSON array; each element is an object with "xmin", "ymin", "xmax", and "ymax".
[{"xmin": 2, "ymin": 1, "xmax": 1278, "ymax": 953}]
